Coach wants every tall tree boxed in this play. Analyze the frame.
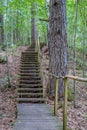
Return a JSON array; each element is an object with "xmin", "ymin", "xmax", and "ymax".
[
  {"xmin": 73, "ymin": 0, "xmax": 79, "ymax": 108},
  {"xmin": 49, "ymin": 0, "xmax": 68, "ymax": 97},
  {"xmin": 0, "ymin": 15, "xmax": 4, "ymax": 44},
  {"xmin": 31, "ymin": 3, "xmax": 36, "ymax": 46}
]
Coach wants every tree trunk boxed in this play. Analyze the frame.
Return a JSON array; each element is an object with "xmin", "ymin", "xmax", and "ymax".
[
  {"xmin": 0, "ymin": 15, "xmax": 4, "ymax": 44},
  {"xmin": 31, "ymin": 3, "xmax": 36, "ymax": 47},
  {"xmin": 49, "ymin": 0, "xmax": 68, "ymax": 98}
]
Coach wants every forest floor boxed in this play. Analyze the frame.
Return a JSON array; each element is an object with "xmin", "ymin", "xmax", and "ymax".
[
  {"xmin": 41, "ymin": 45, "xmax": 87, "ymax": 130},
  {"xmin": 0, "ymin": 45, "xmax": 87, "ymax": 130},
  {"xmin": 0, "ymin": 46, "xmax": 27, "ymax": 130}
]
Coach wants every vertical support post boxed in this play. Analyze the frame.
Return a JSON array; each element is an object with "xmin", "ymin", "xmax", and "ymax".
[
  {"xmin": 63, "ymin": 77, "xmax": 68, "ymax": 130},
  {"xmin": 35, "ymin": 40, "xmax": 37, "ymax": 52},
  {"xmin": 42, "ymin": 71, "xmax": 45, "ymax": 98},
  {"xmin": 54, "ymin": 78, "xmax": 58, "ymax": 116},
  {"xmin": 38, "ymin": 37, "xmax": 40, "ymax": 63}
]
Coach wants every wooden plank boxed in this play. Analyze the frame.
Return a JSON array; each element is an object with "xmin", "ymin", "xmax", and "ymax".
[
  {"xmin": 54, "ymin": 78, "xmax": 58, "ymax": 116},
  {"xmin": 13, "ymin": 104, "xmax": 63, "ymax": 130},
  {"xmin": 65, "ymin": 75, "xmax": 87, "ymax": 82},
  {"xmin": 63, "ymin": 77, "xmax": 68, "ymax": 130}
]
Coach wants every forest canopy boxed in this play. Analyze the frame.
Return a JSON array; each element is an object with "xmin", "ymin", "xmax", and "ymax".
[{"xmin": 0, "ymin": 0, "xmax": 87, "ymax": 47}]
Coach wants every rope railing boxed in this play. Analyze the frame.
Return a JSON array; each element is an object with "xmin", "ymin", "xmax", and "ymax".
[
  {"xmin": 43, "ymin": 71, "xmax": 87, "ymax": 130},
  {"xmin": 35, "ymin": 38, "xmax": 87, "ymax": 130},
  {"xmin": 43, "ymin": 70, "xmax": 64, "ymax": 79}
]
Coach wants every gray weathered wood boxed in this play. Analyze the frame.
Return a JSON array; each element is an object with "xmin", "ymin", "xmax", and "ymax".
[
  {"xmin": 63, "ymin": 77, "xmax": 68, "ymax": 130},
  {"xmin": 54, "ymin": 78, "xmax": 58, "ymax": 116},
  {"xmin": 13, "ymin": 104, "xmax": 63, "ymax": 130}
]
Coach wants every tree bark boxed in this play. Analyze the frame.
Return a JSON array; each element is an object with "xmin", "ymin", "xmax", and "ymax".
[
  {"xmin": 49, "ymin": 0, "xmax": 68, "ymax": 97},
  {"xmin": 31, "ymin": 3, "xmax": 36, "ymax": 47}
]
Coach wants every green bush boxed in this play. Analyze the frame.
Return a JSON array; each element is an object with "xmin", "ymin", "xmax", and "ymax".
[
  {"xmin": 0, "ymin": 54, "xmax": 7, "ymax": 63},
  {"xmin": 0, "ymin": 44, "xmax": 6, "ymax": 51},
  {"xmin": 68, "ymin": 87, "xmax": 74, "ymax": 101}
]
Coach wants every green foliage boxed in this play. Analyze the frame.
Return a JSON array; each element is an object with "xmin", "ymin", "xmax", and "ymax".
[
  {"xmin": 0, "ymin": 0, "xmax": 48, "ymax": 48},
  {"xmin": 0, "ymin": 77, "xmax": 8, "ymax": 89},
  {"xmin": 1, "ymin": 0, "xmax": 87, "ymax": 63},
  {"xmin": 68, "ymin": 87, "xmax": 74, "ymax": 101},
  {"xmin": 85, "ymin": 114, "xmax": 87, "ymax": 119},
  {"xmin": 0, "ymin": 54, "xmax": 7, "ymax": 63},
  {"xmin": 67, "ymin": 0, "xmax": 87, "ymax": 48},
  {"xmin": 0, "ymin": 75, "xmax": 12, "ymax": 88},
  {"xmin": 59, "ymin": 101, "xmax": 64, "ymax": 109},
  {"xmin": 0, "ymin": 44, "xmax": 6, "ymax": 51}
]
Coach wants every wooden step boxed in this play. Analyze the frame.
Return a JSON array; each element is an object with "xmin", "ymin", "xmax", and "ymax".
[
  {"xmin": 21, "ymin": 56, "xmax": 38, "ymax": 60},
  {"xmin": 20, "ymin": 66, "xmax": 39, "ymax": 69},
  {"xmin": 18, "ymin": 83, "xmax": 42, "ymax": 87},
  {"xmin": 17, "ymin": 48, "xmax": 44, "ymax": 104},
  {"xmin": 20, "ymin": 63, "xmax": 39, "ymax": 66},
  {"xmin": 21, "ymin": 62, "xmax": 39, "ymax": 64},
  {"xmin": 20, "ymin": 64, "xmax": 39, "ymax": 67},
  {"xmin": 20, "ymin": 64, "xmax": 38, "ymax": 66},
  {"xmin": 18, "ymin": 88, "xmax": 43, "ymax": 93},
  {"xmin": 18, "ymin": 93, "xmax": 43, "ymax": 98},
  {"xmin": 20, "ymin": 67, "xmax": 39, "ymax": 70},
  {"xmin": 18, "ymin": 70, "xmax": 40, "ymax": 76},
  {"xmin": 20, "ymin": 62, "xmax": 39, "ymax": 65},
  {"xmin": 18, "ymin": 87, "xmax": 43, "ymax": 90},
  {"xmin": 21, "ymin": 60, "xmax": 38, "ymax": 62},
  {"xmin": 25, "ymin": 49, "xmax": 35, "ymax": 50},
  {"xmin": 21, "ymin": 55, "xmax": 38, "ymax": 57},
  {"xmin": 20, "ymin": 59, "xmax": 38, "ymax": 63},
  {"xmin": 17, "ymin": 84, "xmax": 42, "ymax": 87},
  {"xmin": 22, "ymin": 53, "xmax": 37, "ymax": 55},
  {"xmin": 21, "ymin": 57, "xmax": 38, "ymax": 60},
  {"xmin": 19, "ymin": 71, "xmax": 40, "ymax": 73},
  {"xmin": 17, "ymin": 98, "xmax": 45, "ymax": 103},
  {"xmin": 22, "ymin": 51, "xmax": 36, "ymax": 53},
  {"xmin": 25, "ymin": 49, "xmax": 35, "ymax": 51},
  {"xmin": 22, "ymin": 51, "xmax": 37, "ymax": 53},
  {"xmin": 20, "ymin": 64, "xmax": 40, "ymax": 69},
  {"xmin": 21, "ymin": 56, "xmax": 38, "ymax": 58},
  {"xmin": 19, "ymin": 70, "xmax": 40, "ymax": 72},
  {"xmin": 20, "ymin": 66, "xmax": 39, "ymax": 68},
  {"xmin": 19, "ymin": 74, "xmax": 40, "ymax": 77},
  {"xmin": 21, "ymin": 55, "xmax": 38, "ymax": 59},
  {"xmin": 20, "ymin": 80, "xmax": 42, "ymax": 84},
  {"xmin": 20, "ymin": 77, "xmax": 41, "ymax": 80},
  {"xmin": 20, "ymin": 70, "xmax": 40, "ymax": 72}
]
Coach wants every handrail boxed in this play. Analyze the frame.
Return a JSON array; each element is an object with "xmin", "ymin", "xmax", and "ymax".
[
  {"xmin": 43, "ymin": 71, "xmax": 87, "ymax": 81},
  {"xmin": 43, "ymin": 71, "xmax": 64, "ymax": 79},
  {"xmin": 63, "ymin": 75, "xmax": 87, "ymax": 130},
  {"xmin": 43, "ymin": 71, "xmax": 87, "ymax": 130},
  {"xmin": 35, "ymin": 39, "xmax": 87, "ymax": 130},
  {"xmin": 65, "ymin": 75, "xmax": 87, "ymax": 82}
]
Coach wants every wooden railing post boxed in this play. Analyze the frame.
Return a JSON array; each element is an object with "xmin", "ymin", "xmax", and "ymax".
[
  {"xmin": 41, "ymin": 72, "xmax": 87, "ymax": 130},
  {"xmin": 37, "ymin": 37, "xmax": 44, "ymax": 98},
  {"xmin": 54, "ymin": 78, "xmax": 58, "ymax": 116},
  {"xmin": 37, "ymin": 37, "xmax": 40, "ymax": 63},
  {"xmin": 35, "ymin": 40, "xmax": 38, "ymax": 52},
  {"xmin": 63, "ymin": 77, "xmax": 68, "ymax": 130}
]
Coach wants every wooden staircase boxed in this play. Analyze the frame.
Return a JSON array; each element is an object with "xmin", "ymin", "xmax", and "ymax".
[{"xmin": 17, "ymin": 46, "xmax": 45, "ymax": 103}]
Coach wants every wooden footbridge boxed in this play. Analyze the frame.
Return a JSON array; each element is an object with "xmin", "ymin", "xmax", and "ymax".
[
  {"xmin": 13, "ymin": 45, "xmax": 62, "ymax": 130},
  {"xmin": 13, "ymin": 43, "xmax": 87, "ymax": 130}
]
